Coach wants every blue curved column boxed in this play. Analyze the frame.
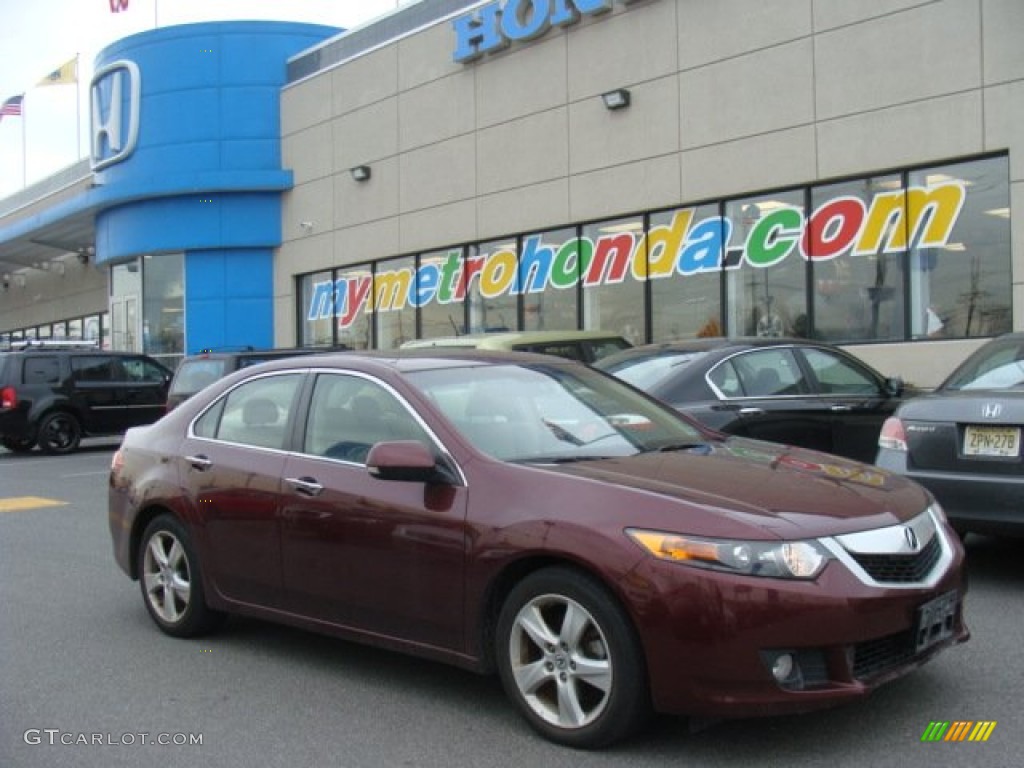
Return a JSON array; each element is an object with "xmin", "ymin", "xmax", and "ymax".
[{"xmin": 90, "ymin": 20, "xmax": 339, "ymax": 353}]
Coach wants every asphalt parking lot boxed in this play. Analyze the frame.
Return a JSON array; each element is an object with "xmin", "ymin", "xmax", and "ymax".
[{"xmin": 1, "ymin": 440, "xmax": 1022, "ymax": 768}]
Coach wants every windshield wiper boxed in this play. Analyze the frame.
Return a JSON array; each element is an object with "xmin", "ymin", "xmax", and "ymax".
[
  {"xmin": 648, "ymin": 441, "xmax": 711, "ymax": 454},
  {"xmin": 515, "ymin": 455, "xmax": 615, "ymax": 465}
]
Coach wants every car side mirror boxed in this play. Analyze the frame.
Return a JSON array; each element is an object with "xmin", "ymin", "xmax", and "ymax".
[
  {"xmin": 366, "ymin": 440, "xmax": 448, "ymax": 483},
  {"xmin": 885, "ymin": 376, "xmax": 904, "ymax": 397}
]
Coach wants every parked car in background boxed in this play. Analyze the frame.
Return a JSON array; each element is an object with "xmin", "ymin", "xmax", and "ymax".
[
  {"xmin": 110, "ymin": 349, "xmax": 966, "ymax": 748},
  {"xmin": 400, "ymin": 329, "xmax": 630, "ymax": 363},
  {"xmin": 167, "ymin": 346, "xmax": 346, "ymax": 411},
  {"xmin": 0, "ymin": 340, "xmax": 172, "ymax": 454},
  {"xmin": 595, "ymin": 337, "xmax": 909, "ymax": 464},
  {"xmin": 877, "ymin": 332, "xmax": 1024, "ymax": 538}
]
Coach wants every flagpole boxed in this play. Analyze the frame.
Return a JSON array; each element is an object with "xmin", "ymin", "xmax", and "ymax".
[
  {"xmin": 75, "ymin": 53, "xmax": 82, "ymax": 160},
  {"xmin": 21, "ymin": 101, "xmax": 27, "ymax": 187}
]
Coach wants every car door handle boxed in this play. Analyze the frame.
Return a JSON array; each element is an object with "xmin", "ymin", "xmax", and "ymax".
[
  {"xmin": 285, "ymin": 476, "xmax": 324, "ymax": 497},
  {"xmin": 830, "ymin": 404, "xmax": 852, "ymax": 412},
  {"xmin": 739, "ymin": 407, "xmax": 765, "ymax": 416},
  {"xmin": 185, "ymin": 454, "xmax": 212, "ymax": 471}
]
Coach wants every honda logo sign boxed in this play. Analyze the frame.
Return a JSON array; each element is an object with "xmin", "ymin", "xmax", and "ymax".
[{"xmin": 90, "ymin": 60, "xmax": 141, "ymax": 171}]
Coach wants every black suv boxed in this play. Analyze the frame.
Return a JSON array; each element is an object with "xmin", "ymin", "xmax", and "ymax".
[
  {"xmin": 0, "ymin": 342, "xmax": 172, "ymax": 455},
  {"xmin": 166, "ymin": 346, "xmax": 345, "ymax": 411}
]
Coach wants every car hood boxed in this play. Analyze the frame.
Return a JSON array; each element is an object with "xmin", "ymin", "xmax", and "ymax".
[{"xmin": 531, "ymin": 437, "xmax": 930, "ymax": 540}]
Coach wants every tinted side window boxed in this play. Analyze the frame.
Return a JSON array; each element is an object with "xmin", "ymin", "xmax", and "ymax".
[
  {"xmin": 204, "ymin": 374, "xmax": 303, "ymax": 450},
  {"xmin": 71, "ymin": 356, "xmax": 116, "ymax": 382},
  {"xmin": 122, "ymin": 358, "xmax": 169, "ymax": 383},
  {"xmin": 732, "ymin": 349, "xmax": 808, "ymax": 397},
  {"xmin": 23, "ymin": 356, "xmax": 61, "ymax": 384},
  {"xmin": 303, "ymin": 373, "xmax": 430, "ymax": 463},
  {"xmin": 519, "ymin": 343, "xmax": 584, "ymax": 361},
  {"xmin": 801, "ymin": 348, "xmax": 880, "ymax": 395}
]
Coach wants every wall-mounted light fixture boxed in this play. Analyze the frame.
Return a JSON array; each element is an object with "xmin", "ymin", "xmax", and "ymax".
[
  {"xmin": 601, "ymin": 88, "xmax": 631, "ymax": 111},
  {"xmin": 351, "ymin": 165, "xmax": 371, "ymax": 182},
  {"xmin": 300, "ymin": 221, "xmax": 315, "ymax": 233}
]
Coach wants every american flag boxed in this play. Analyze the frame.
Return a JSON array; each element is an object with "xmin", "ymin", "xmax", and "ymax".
[{"xmin": 0, "ymin": 94, "xmax": 24, "ymax": 121}]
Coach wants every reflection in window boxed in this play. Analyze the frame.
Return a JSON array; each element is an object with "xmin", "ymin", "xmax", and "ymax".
[
  {"xmin": 810, "ymin": 175, "xmax": 905, "ymax": 342},
  {"xmin": 300, "ymin": 271, "xmax": 335, "ymax": 347},
  {"xmin": 650, "ymin": 206, "xmax": 723, "ymax": 341},
  {"xmin": 582, "ymin": 217, "xmax": 645, "ymax": 344},
  {"xmin": 419, "ymin": 249, "xmax": 466, "ymax": 339},
  {"xmin": 908, "ymin": 156, "xmax": 1011, "ymax": 340},
  {"xmin": 337, "ymin": 265, "xmax": 373, "ymax": 350},
  {"xmin": 725, "ymin": 192, "xmax": 806, "ymax": 338},
  {"xmin": 375, "ymin": 256, "xmax": 417, "ymax": 349},
  {"xmin": 142, "ymin": 252, "xmax": 184, "ymax": 364},
  {"xmin": 467, "ymin": 240, "xmax": 518, "ymax": 334},
  {"xmin": 523, "ymin": 228, "xmax": 579, "ymax": 332}
]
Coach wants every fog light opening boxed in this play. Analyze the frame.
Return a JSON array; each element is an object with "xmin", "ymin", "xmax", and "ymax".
[{"xmin": 772, "ymin": 653, "xmax": 795, "ymax": 683}]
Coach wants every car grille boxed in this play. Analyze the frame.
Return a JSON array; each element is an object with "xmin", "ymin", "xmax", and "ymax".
[
  {"xmin": 852, "ymin": 631, "xmax": 915, "ymax": 680},
  {"xmin": 847, "ymin": 533, "xmax": 942, "ymax": 584}
]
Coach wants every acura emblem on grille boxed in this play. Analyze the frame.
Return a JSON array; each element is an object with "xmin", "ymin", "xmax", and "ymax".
[
  {"xmin": 905, "ymin": 527, "xmax": 920, "ymax": 552},
  {"xmin": 982, "ymin": 403, "xmax": 1003, "ymax": 419}
]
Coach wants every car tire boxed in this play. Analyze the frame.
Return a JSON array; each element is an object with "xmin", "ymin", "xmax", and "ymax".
[
  {"xmin": 495, "ymin": 567, "xmax": 650, "ymax": 749},
  {"xmin": 36, "ymin": 411, "xmax": 82, "ymax": 455},
  {"xmin": 138, "ymin": 515, "xmax": 225, "ymax": 638},
  {"xmin": 1, "ymin": 435, "xmax": 36, "ymax": 453}
]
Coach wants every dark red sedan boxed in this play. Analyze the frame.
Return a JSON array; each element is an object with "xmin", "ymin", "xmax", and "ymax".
[{"xmin": 109, "ymin": 351, "xmax": 968, "ymax": 748}]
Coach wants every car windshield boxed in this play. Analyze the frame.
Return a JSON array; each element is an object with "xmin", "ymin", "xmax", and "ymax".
[
  {"xmin": 407, "ymin": 362, "xmax": 706, "ymax": 461},
  {"xmin": 169, "ymin": 359, "xmax": 230, "ymax": 395},
  {"xmin": 943, "ymin": 340, "xmax": 1024, "ymax": 391},
  {"xmin": 598, "ymin": 351, "xmax": 707, "ymax": 390}
]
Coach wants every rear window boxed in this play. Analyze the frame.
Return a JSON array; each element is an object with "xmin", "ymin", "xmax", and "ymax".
[
  {"xmin": 604, "ymin": 352, "xmax": 705, "ymax": 390},
  {"xmin": 170, "ymin": 359, "xmax": 230, "ymax": 395}
]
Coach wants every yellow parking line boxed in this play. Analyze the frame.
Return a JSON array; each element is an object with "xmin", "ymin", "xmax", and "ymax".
[{"xmin": 0, "ymin": 496, "xmax": 68, "ymax": 512}]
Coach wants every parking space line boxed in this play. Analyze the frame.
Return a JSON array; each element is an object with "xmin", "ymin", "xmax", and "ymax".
[{"xmin": 0, "ymin": 496, "xmax": 68, "ymax": 513}]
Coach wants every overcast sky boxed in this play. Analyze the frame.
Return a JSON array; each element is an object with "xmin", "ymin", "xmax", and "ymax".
[{"xmin": 0, "ymin": 0, "xmax": 413, "ymax": 199}]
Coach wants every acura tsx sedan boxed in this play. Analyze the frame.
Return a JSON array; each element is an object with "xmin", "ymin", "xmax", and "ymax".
[{"xmin": 109, "ymin": 350, "xmax": 968, "ymax": 748}]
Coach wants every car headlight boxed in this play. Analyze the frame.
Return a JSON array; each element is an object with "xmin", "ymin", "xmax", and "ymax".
[{"xmin": 626, "ymin": 528, "xmax": 830, "ymax": 580}]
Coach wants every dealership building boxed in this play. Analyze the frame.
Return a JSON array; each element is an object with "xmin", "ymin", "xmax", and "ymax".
[{"xmin": 0, "ymin": 0, "xmax": 1021, "ymax": 387}]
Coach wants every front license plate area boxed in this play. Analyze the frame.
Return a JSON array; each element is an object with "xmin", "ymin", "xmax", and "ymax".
[
  {"xmin": 915, "ymin": 591, "xmax": 957, "ymax": 653},
  {"xmin": 963, "ymin": 425, "xmax": 1020, "ymax": 457}
]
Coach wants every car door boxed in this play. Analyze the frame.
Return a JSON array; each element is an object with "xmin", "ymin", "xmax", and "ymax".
[
  {"xmin": 179, "ymin": 371, "xmax": 305, "ymax": 608},
  {"xmin": 710, "ymin": 348, "xmax": 833, "ymax": 453},
  {"xmin": 278, "ymin": 371, "xmax": 468, "ymax": 650},
  {"xmin": 797, "ymin": 346, "xmax": 898, "ymax": 463},
  {"xmin": 114, "ymin": 355, "xmax": 172, "ymax": 428},
  {"xmin": 68, "ymin": 354, "xmax": 122, "ymax": 433}
]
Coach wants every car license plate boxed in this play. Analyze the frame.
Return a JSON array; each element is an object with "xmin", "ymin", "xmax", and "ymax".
[
  {"xmin": 963, "ymin": 425, "xmax": 1020, "ymax": 457},
  {"xmin": 915, "ymin": 591, "xmax": 957, "ymax": 653}
]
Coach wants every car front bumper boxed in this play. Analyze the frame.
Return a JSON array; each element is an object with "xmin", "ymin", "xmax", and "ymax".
[{"xmin": 625, "ymin": 525, "xmax": 968, "ymax": 719}]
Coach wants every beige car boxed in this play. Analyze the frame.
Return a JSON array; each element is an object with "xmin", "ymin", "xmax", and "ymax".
[{"xmin": 400, "ymin": 330, "xmax": 631, "ymax": 363}]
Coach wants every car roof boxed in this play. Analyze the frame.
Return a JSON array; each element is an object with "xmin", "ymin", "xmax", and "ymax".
[
  {"xmin": 595, "ymin": 336, "xmax": 810, "ymax": 367},
  {"xmin": 400, "ymin": 330, "xmax": 628, "ymax": 349}
]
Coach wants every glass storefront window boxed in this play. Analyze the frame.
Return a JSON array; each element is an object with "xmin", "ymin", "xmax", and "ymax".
[
  {"xmin": 908, "ymin": 156, "xmax": 1011, "ymax": 339},
  {"xmin": 419, "ymin": 248, "xmax": 466, "ymax": 339},
  {"xmin": 67, "ymin": 318, "xmax": 83, "ymax": 340},
  {"xmin": 299, "ymin": 271, "xmax": 336, "ymax": 347},
  {"xmin": 467, "ymin": 240, "xmax": 519, "ymax": 334},
  {"xmin": 522, "ymin": 227, "xmax": 579, "ymax": 332},
  {"xmin": 810, "ymin": 174, "xmax": 905, "ymax": 342},
  {"xmin": 110, "ymin": 261, "xmax": 142, "ymax": 351},
  {"xmin": 725, "ymin": 191, "xmax": 806, "ymax": 338},
  {"xmin": 142, "ymin": 253, "xmax": 184, "ymax": 364},
  {"xmin": 649, "ymin": 205, "xmax": 723, "ymax": 341},
  {"xmin": 582, "ymin": 217, "xmax": 646, "ymax": 344},
  {"xmin": 336, "ymin": 264, "xmax": 373, "ymax": 350},
  {"xmin": 375, "ymin": 256, "xmax": 418, "ymax": 349}
]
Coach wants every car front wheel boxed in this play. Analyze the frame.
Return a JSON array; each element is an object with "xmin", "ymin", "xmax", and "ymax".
[
  {"xmin": 138, "ymin": 515, "xmax": 224, "ymax": 637},
  {"xmin": 495, "ymin": 567, "xmax": 649, "ymax": 749},
  {"xmin": 36, "ymin": 411, "xmax": 81, "ymax": 455}
]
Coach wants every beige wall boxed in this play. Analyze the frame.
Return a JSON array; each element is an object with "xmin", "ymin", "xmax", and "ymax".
[
  {"xmin": 278, "ymin": 0, "xmax": 1024, "ymax": 387},
  {"xmin": 0, "ymin": 256, "xmax": 107, "ymax": 332}
]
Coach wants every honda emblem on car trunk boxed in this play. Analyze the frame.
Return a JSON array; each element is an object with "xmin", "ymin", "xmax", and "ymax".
[{"xmin": 981, "ymin": 403, "xmax": 1003, "ymax": 419}]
